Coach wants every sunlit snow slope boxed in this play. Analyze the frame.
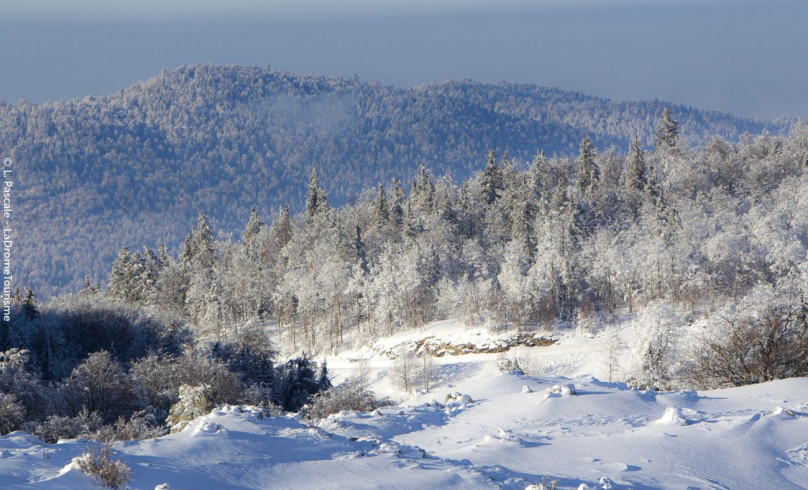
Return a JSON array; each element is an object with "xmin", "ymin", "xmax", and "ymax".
[{"xmin": 2, "ymin": 319, "xmax": 808, "ymax": 489}]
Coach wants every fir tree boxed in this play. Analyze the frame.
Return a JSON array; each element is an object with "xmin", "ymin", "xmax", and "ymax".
[
  {"xmin": 242, "ymin": 207, "xmax": 265, "ymax": 259},
  {"xmin": 317, "ymin": 360, "xmax": 332, "ymax": 391},
  {"xmin": 354, "ymin": 225, "xmax": 369, "ymax": 275},
  {"xmin": 305, "ymin": 169, "xmax": 329, "ymax": 218},
  {"xmin": 108, "ymin": 247, "xmax": 146, "ymax": 304},
  {"xmin": 439, "ymin": 191, "xmax": 458, "ymax": 228},
  {"xmin": 623, "ymin": 137, "xmax": 648, "ymax": 191},
  {"xmin": 550, "ymin": 177, "xmax": 569, "ymax": 213},
  {"xmin": 507, "ymin": 184, "xmax": 537, "ymax": 258},
  {"xmin": 412, "ymin": 165, "xmax": 435, "ymax": 211},
  {"xmin": 243, "ymin": 207, "xmax": 265, "ymax": 248},
  {"xmin": 275, "ymin": 357, "xmax": 320, "ymax": 412},
  {"xmin": 575, "ymin": 137, "xmax": 599, "ymax": 193},
  {"xmin": 194, "ymin": 212, "xmax": 216, "ymax": 268},
  {"xmin": 272, "ymin": 203, "xmax": 293, "ymax": 249},
  {"xmin": 159, "ymin": 243, "xmax": 170, "ymax": 265},
  {"xmin": 481, "ymin": 150, "xmax": 504, "ymax": 204},
  {"xmin": 373, "ymin": 183, "xmax": 389, "ymax": 229},
  {"xmin": 181, "ymin": 212, "xmax": 216, "ymax": 270},
  {"xmin": 80, "ymin": 275, "xmax": 100, "ymax": 297},
  {"xmin": 528, "ymin": 150, "xmax": 549, "ymax": 194},
  {"xmin": 141, "ymin": 246, "xmax": 162, "ymax": 302},
  {"xmin": 654, "ymin": 109, "xmax": 679, "ymax": 152},
  {"xmin": 389, "ymin": 178, "xmax": 405, "ymax": 228}
]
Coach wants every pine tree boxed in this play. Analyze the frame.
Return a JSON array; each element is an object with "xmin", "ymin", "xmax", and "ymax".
[
  {"xmin": 373, "ymin": 183, "xmax": 389, "ymax": 229},
  {"xmin": 507, "ymin": 184, "xmax": 536, "ymax": 258},
  {"xmin": 242, "ymin": 207, "xmax": 265, "ymax": 259},
  {"xmin": 305, "ymin": 169, "xmax": 329, "ymax": 218},
  {"xmin": 575, "ymin": 137, "xmax": 599, "ymax": 193},
  {"xmin": 141, "ymin": 246, "xmax": 162, "ymax": 303},
  {"xmin": 389, "ymin": 178, "xmax": 405, "ymax": 228},
  {"xmin": 653, "ymin": 188, "xmax": 681, "ymax": 243},
  {"xmin": 194, "ymin": 212, "xmax": 216, "ymax": 269},
  {"xmin": 550, "ymin": 177, "xmax": 569, "ymax": 213},
  {"xmin": 272, "ymin": 203, "xmax": 293, "ymax": 249},
  {"xmin": 501, "ymin": 150, "xmax": 517, "ymax": 187},
  {"xmin": 354, "ymin": 225, "xmax": 369, "ymax": 275},
  {"xmin": 243, "ymin": 207, "xmax": 265, "ymax": 248},
  {"xmin": 439, "ymin": 191, "xmax": 458, "ymax": 228},
  {"xmin": 528, "ymin": 150, "xmax": 549, "ymax": 193},
  {"xmin": 412, "ymin": 165, "xmax": 435, "ymax": 211},
  {"xmin": 180, "ymin": 212, "xmax": 216, "ymax": 271},
  {"xmin": 108, "ymin": 247, "xmax": 146, "ymax": 303},
  {"xmin": 623, "ymin": 137, "xmax": 648, "ymax": 191},
  {"xmin": 654, "ymin": 109, "xmax": 679, "ymax": 152},
  {"xmin": 275, "ymin": 357, "xmax": 319, "ymax": 412},
  {"xmin": 481, "ymin": 150, "xmax": 504, "ymax": 204},
  {"xmin": 79, "ymin": 275, "xmax": 100, "ymax": 297},
  {"xmin": 317, "ymin": 360, "xmax": 332, "ymax": 391},
  {"xmin": 159, "ymin": 243, "xmax": 170, "ymax": 265}
]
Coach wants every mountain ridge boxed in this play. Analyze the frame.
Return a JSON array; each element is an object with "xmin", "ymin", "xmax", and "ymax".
[{"xmin": 0, "ymin": 64, "xmax": 794, "ymax": 296}]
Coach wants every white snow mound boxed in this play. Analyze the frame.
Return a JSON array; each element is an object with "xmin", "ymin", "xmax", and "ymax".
[
  {"xmin": 444, "ymin": 392, "xmax": 473, "ymax": 404},
  {"xmin": 771, "ymin": 406, "xmax": 797, "ymax": 418},
  {"xmin": 655, "ymin": 406, "xmax": 688, "ymax": 426},
  {"xmin": 549, "ymin": 383, "xmax": 576, "ymax": 396}
]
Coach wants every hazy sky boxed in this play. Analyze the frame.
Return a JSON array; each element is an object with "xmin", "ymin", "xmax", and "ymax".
[{"xmin": 2, "ymin": 0, "xmax": 807, "ymax": 119}]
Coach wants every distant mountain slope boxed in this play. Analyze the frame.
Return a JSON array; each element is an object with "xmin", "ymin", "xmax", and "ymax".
[{"xmin": 0, "ymin": 64, "xmax": 791, "ymax": 295}]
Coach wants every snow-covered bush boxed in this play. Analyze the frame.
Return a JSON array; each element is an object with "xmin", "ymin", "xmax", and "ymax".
[
  {"xmin": 34, "ymin": 409, "xmax": 104, "ymax": 443},
  {"xmin": 0, "ymin": 393, "xmax": 24, "ymax": 435},
  {"xmin": 239, "ymin": 383, "xmax": 277, "ymax": 409},
  {"xmin": 549, "ymin": 384, "xmax": 576, "ymax": 396},
  {"xmin": 75, "ymin": 444, "xmax": 132, "ymax": 489},
  {"xmin": 627, "ymin": 302, "xmax": 683, "ymax": 390},
  {"xmin": 60, "ymin": 351, "xmax": 135, "ymax": 424},
  {"xmin": 96, "ymin": 409, "xmax": 167, "ymax": 442},
  {"xmin": 130, "ymin": 350, "xmax": 243, "ymax": 418},
  {"xmin": 167, "ymin": 384, "xmax": 213, "ymax": 433},
  {"xmin": 304, "ymin": 382, "xmax": 392, "ymax": 420},
  {"xmin": 497, "ymin": 356, "xmax": 524, "ymax": 374},
  {"xmin": 525, "ymin": 480, "xmax": 557, "ymax": 490},
  {"xmin": 0, "ymin": 348, "xmax": 47, "ymax": 423}
]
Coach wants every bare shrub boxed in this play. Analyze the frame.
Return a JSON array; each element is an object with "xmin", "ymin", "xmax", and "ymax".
[
  {"xmin": 389, "ymin": 349, "xmax": 418, "ymax": 393},
  {"xmin": 304, "ymin": 382, "xmax": 391, "ymax": 420},
  {"xmin": 75, "ymin": 444, "xmax": 132, "ymax": 489},
  {"xmin": 688, "ymin": 293, "xmax": 808, "ymax": 388},
  {"xmin": 34, "ymin": 409, "xmax": 104, "ymax": 443},
  {"xmin": 96, "ymin": 409, "xmax": 167, "ymax": 442}
]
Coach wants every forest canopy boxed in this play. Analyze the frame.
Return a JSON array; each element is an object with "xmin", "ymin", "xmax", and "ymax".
[{"xmin": 0, "ymin": 64, "xmax": 793, "ymax": 296}]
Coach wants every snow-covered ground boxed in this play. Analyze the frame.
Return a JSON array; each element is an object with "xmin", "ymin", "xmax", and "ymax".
[{"xmin": 2, "ymin": 319, "xmax": 808, "ymax": 489}]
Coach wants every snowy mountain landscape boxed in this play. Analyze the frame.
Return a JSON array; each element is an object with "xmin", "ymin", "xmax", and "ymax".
[
  {"xmin": 0, "ymin": 65, "xmax": 793, "ymax": 297},
  {"xmin": 4, "ymin": 1, "xmax": 808, "ymax": 489},
  {"xmin": 2, "ymin": 98, "xmax": 808, "ymax": 488}
]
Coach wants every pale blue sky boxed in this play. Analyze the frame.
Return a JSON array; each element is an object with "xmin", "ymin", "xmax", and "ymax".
[{"xmin": 1, "ymin": 0, "xmax": 806, "ymax": 119}]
